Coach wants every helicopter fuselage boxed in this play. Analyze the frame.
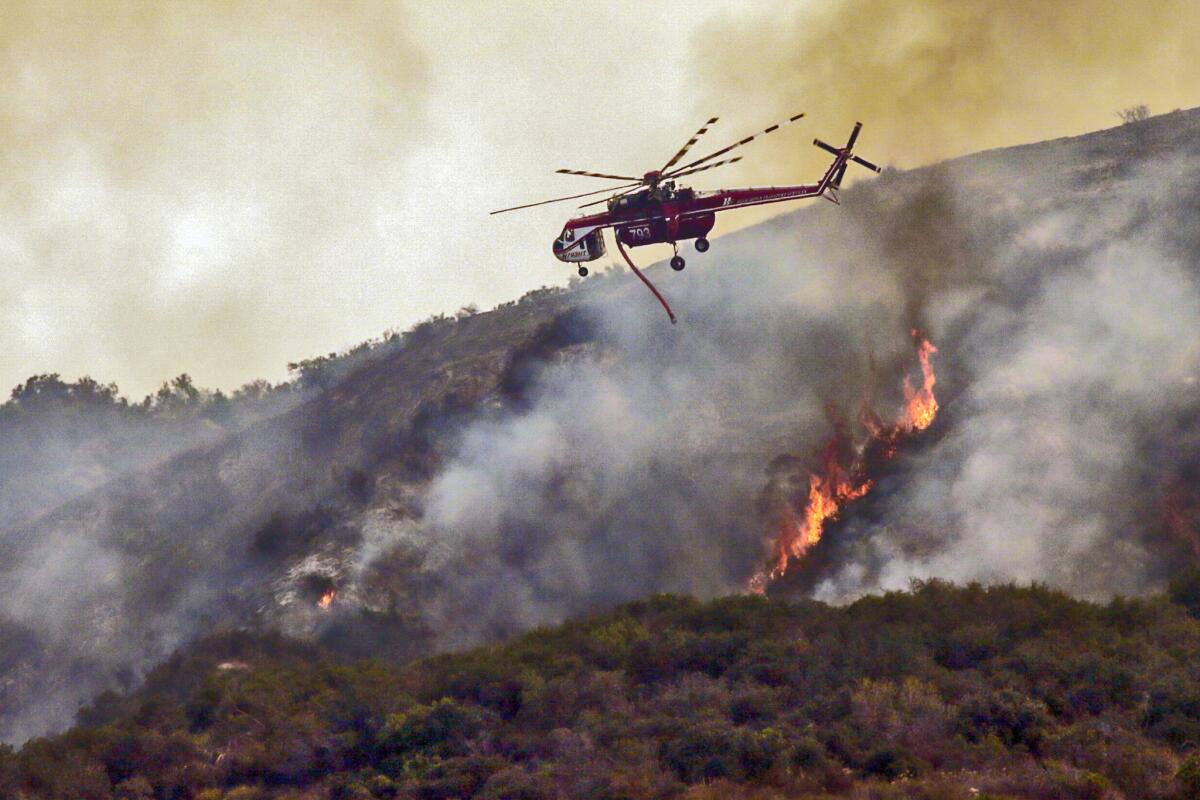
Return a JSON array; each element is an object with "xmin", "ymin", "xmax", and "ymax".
[{"xmin": 552, "ymin": 181, "xmax": 828, "ymax": 263}]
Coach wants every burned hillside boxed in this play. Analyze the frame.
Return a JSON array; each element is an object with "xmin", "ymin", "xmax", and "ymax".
[{"xmin": 5, "ymin": 108, "xmax": 1200, "ymax": 744}]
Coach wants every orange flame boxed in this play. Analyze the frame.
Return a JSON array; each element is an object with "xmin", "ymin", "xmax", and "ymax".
[
  {"xmin": 318, "ymin": 588, "xmax": 337, "ymax": 609},
  {"xmin": 751, "ymin": 333, "xmax": 939, "ymax": 592},
  {"xmin": 901, "ymin": 335, "xmax": 939, "ymax": 432}
]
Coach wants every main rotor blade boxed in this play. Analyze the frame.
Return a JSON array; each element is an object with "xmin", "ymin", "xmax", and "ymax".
[
  {"xmin": 578, "ymin": 185, "xmax": 642, "ymax": 209},
  {"xmin": 666, "ymin": 111, "xmax": 804, "ymax": 176},
  {"xmin": 490, "ymin": 182, "xmax": 641, "ymax": 215},
  {"xmin": 555, "ymin": 168, "xmax": 642, "ymax": 181},
  {"xmin": 660, "ymin": 116, "xmax": 719, "ymax": 174},
  {"xmin": 668, "ymin": 156, "xmax": 742, "ymax": 179}
]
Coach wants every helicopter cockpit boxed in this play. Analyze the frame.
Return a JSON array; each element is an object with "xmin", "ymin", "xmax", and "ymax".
[
  {"xmin": 609, "ymin": 190, "xmax": 653, "ymax": 212},
  {"xmin": 608, "ymin": 182, "xmax": 697, "ymax": 212}
]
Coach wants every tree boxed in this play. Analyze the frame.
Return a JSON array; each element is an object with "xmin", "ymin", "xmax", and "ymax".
[{"xmin": 1117, "ymin": 104, "xmax": 1150, "ymax": 124}]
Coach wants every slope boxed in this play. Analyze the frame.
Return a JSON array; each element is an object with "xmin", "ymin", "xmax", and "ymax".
[{"xmin": 4, "ymin": 107, "xmax": 1200, "ymax": 746}]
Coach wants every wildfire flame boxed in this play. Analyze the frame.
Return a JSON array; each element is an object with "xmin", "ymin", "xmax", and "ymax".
[
  {"xmin": 902, "ymin": 337, "xmax": 939, "ymax": 432},
  {"xmin": 751, "ymin": 333, "xmax": 940, "ymax": 592},
  {"xmin": 318, "ymin": 588, "xmax": 337, "ymax": 609}
]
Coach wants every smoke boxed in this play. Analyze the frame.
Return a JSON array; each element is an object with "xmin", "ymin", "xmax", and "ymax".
[
  {"xmin": 0, "ymin": 1, "xmax": 428, "ymax": 397},
  {"xmin": 689, "ymin": 0, "xmax": 1200, "ymax": 177},
  {"xmin": 370, "ymin": 110, "xmax": 1200, "ymax": 649},
  {"xmin": 6, "ymin": 5, "xmax": 1200, "ymax": 742},
  {"xmin": 816, "ymin": 149, "xmax": 1200, "ymax": 600},
  {"xmin": 372, "ymin": 192, "xmax": 944, "ymax": 649}
]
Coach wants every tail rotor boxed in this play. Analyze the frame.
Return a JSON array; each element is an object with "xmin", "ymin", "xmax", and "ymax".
[{"xmin": 814, "ymin": 122, "xmax": 881, "ymax": 190}]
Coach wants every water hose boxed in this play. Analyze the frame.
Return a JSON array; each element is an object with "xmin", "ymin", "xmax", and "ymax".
[{"xmin": 615, "ymin": 237, "xmax": 677, "ymax": 324}]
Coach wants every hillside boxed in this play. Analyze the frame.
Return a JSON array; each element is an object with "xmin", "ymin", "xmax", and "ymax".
[
  {"xmin": 4, "ymin": 106, "xmax": 1200, "ymax": 746},
  {"xmin": 8, "ymin": 581, "xmax": 1200, "ymax": 799}
]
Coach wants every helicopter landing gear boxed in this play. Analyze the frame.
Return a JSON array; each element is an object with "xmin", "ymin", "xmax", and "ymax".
[
  {"xmin": 577, "ymin": 266, "xmax": 588, "ymax": 277},
  {"xmin": 695, "ymin": 237, "xmax": 710, "ymax": 253},
  {"xmin": 670, "ymin": 242, "xmax": 685, "ymax": 271}
]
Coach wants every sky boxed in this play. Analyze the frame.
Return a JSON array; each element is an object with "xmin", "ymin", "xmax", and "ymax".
[{"xmin": 2, "ymin": 0, "xmax": 1199, "ymax": 398}]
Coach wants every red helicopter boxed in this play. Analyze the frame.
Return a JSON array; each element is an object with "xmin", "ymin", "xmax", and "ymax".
[{"xmin": 491, "ymin": 112, "xmax": 882, "ymax": 322}]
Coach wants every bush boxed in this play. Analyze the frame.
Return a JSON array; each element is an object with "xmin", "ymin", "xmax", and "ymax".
[
  {"xmin": 15, "ymin": 583, "xmax": 1200, "ymax": 797},
  {"xmin": 376, "ymin": 699, "xmax": 483, "ymax": 764},
  {"xmin": 861, "ymin": 747, "xmax": 925, "ymax": 780},
  {"xmin": 1179, "ymin": 754, "xmax": 1200, "ymax": 800},
  {"xmin": 1169, "ymin": 567, "xmax": 1200, "ymax": 618},
  {"xmin": 659, "ymin": 722, "xmax": 739, "ymax": 783},
  {"xmin": 1117, "ymin": 104, "xmax": 1151, "ymax": 124},
  {"xmin": 957, "ymin": 690, "xmax": 1051, "ymax": 755}
]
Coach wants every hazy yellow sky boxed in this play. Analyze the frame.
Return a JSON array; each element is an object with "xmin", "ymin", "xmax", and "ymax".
[{"xmin": 2, "ymin": 0, "xmax": 1198, "ymax": 397}]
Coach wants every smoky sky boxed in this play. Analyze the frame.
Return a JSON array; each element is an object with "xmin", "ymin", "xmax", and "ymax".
[
  {"xmin": 0, "ymin": 1, "xmax": 429, "ymax": 397},
  {"xmin": 0, "ymin": 1, "xmax": 735, "ymax": 399},
  {"xmin": 690, "ymin": 0, "xmax": 1200, "ymax": 183},
  {"xmin": 5, "ymin": 1, "xmax": 1199, "ymax": 399}
]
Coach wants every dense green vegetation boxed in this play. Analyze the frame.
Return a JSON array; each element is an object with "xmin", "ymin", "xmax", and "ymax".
[{"xmin": 7, "ymin": 580, "xmax": 1200, "ymax": 799}]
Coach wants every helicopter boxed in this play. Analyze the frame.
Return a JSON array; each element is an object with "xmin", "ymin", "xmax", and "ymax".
[{"xmin": 491, "ymin": 112, "xmax": 881, "ymax": 322}]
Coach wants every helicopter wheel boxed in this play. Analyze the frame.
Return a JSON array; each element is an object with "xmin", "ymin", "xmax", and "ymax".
[
  {"xmin": 577, "ymin": 266, "xmax": 588, "ymax": 277},
  {"xmin": 670, "ymin": 255, "xmax": 686, "ymax": 271},
  {"xmin": 695, "ymin": 237, "xmax": 710, "ymax": 253}
]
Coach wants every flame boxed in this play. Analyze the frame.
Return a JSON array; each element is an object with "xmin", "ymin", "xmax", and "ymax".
[
  {"xmin": 318, "ymin": 588, "xmax": 337, "ymax": 609},
  {"xmin": 901, "ymin": 335, "xmax": 939, "ymax": 432},
  {"xmin": 751, "ymin": 333, "xmax": 939, "ymax": 592}
]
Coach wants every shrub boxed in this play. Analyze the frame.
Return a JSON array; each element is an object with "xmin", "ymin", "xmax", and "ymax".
[
  {"xmin": 1169, "ymin": 567, "xmax": 1200, "ymax": 618},
  {"xmin": 1179, "ymin": 754, "xmax": 1200, "ymax": 800},
  {"xmin": 659, "ymin": 722, "xmax": 739, "ymax": 783},
  {"xmin": 861, "ymin": 747, "xmax": 925, "ymax": 780},
  {"xmin": 957, "ymin": 690, "xmax": 1051, "ymax": 755},
  {"xmin": 375, "ymin": 699, "xmax": 484, "ymax": 767},
  {"xmin": 1117, "ymin": 104, "xmax": 1151, "ymax": 124}
]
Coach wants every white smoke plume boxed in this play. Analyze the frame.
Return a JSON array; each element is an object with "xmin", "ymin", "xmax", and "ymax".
[
  {"xmin": 381, "ymin": 112, "xmax": 1200, "ymax": 646},
  {"xmin": 817, "ymin": 150, "xmax": 1200, "ymax": 600}
]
